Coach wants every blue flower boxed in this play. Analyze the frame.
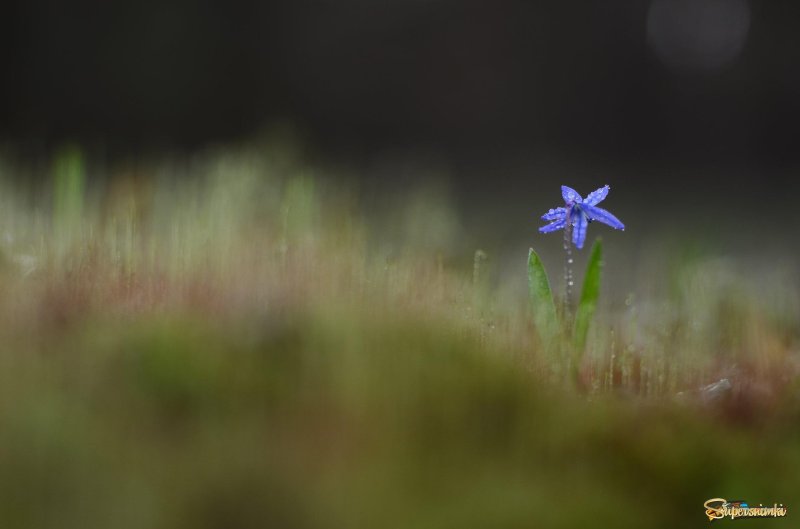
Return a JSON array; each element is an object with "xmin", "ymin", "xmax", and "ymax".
[{"xmin": 539, "ymin": 185, "xmax": 625, "ymax": 249}]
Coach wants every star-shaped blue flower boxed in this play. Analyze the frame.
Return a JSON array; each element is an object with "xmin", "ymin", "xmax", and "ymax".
[{"xmin": 539, "ymin": 185, "xmax": 625, "ymax": 249}]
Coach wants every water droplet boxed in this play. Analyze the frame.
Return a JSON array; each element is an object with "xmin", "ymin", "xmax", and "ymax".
[
  {"xmin": 568, "ymin": 280, "xmax": 574, "ymax": 286},
  {"xmin": 567, "ymin": 258, "xmax": 573, "ymax": 264}
]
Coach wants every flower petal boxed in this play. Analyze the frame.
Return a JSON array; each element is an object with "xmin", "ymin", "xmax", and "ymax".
[
  {"xmin": 540, "ymin": 207, "xmax": 566, "ymax": 221},
  {"xmin": 539, "ymin": 218, "xmax": 567, "ymax": 233},
  {"xmin": 572, "ymin": 211, "xmax": 588, "ymax": 249},
  {"xmin": 584, "ymin": 185, "xmax": 609, "ymax": 206},
  {"xmin": 561, "ymin": 185, "xmax": 582, "ymax": 204},
  {"xmin": 582, "ymin": 203, "xmax": 625, "ymax": 230}
]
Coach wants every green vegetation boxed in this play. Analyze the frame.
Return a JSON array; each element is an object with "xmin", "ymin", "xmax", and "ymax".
[
  {"xmin": 0, "ymin": 146, "xmax": 797, "ymax": 528},
  {"xmin": 572, "ymin": 238, "xmax": 602, "ymax": 354},
  {"xmin": 527, "ymin": 237, "xmax": 605, "ymax": 385},
  {"xmin": 527, "ymin": 247, "xmax": 558, "ymax": 351}
]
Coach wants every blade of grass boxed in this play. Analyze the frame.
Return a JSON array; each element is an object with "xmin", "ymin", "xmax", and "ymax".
[{"xmin": 52, "ymin": 145, "xmax": 86, "ymax": 260}]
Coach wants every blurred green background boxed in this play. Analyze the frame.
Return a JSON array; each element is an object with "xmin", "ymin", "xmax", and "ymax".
[{"xmin": 0, "ymin": 147, "xmax": 797, "ymax": 528}]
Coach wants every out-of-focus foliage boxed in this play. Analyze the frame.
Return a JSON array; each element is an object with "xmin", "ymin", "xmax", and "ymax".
[{"xmin": 0, "ymin": 146, "xmax": 798, "ymax": 528}]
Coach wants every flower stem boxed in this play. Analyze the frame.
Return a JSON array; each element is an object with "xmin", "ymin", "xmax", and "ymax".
[{"xmin": 562, "ymin": 221, "xmax": 574, "ymax": 322}]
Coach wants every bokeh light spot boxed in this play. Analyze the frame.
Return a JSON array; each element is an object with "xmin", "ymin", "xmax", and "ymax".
[{"xmin": 647, "ymin": 0, "xmax": 750, "ymax": 73}]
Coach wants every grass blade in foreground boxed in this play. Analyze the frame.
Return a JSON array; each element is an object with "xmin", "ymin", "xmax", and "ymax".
[
  {"xmin": 527, "ymin": 248, "xmax": 559, "ymax": 348},
  {"xmin": 52, "ymin": 146, "xmax": 86, "ymax": 258},
  {"xmin": 573, "ymin": 238, "xmax": 602, "ymax": 355}
]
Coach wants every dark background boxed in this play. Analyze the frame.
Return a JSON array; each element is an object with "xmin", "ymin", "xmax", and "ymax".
[
  {"xmin": 2, "ymin": 0, "xmax": 799, "ymax": 163},
  {"xmin": 1, "ymin": 0, "xmax": 799, "ymax": 269}
]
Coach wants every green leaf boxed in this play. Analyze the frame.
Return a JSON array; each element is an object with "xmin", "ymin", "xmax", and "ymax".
[
  {"xmin": 573, "ymin": 238, "xmax": 603, "ymax": 354},
  {"xmin": 52, "ymin": 145, "xmax": 86, "ymax": 259},
  {"xmin": 52, "ymin": 145, "xmax": 85, "ymax": 231},
  {"xmin": 527, "ymin": 248, "xmax": 558, "ymax": 347}
]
